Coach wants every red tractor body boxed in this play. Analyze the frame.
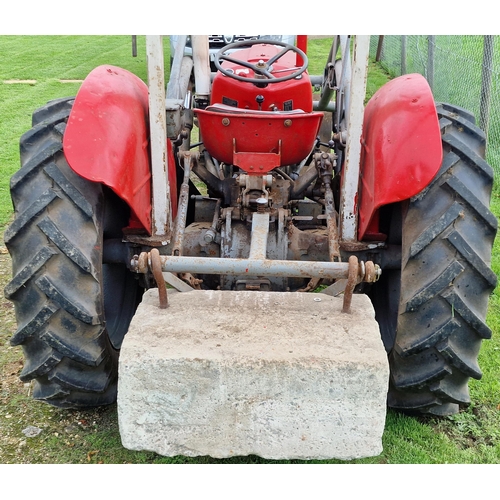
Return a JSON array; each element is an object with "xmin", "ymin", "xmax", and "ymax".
[
  {"xmin": 358, "ymin": 73, "xmax": 442, "ymax": 239},
  {"xmin": 63, "ymin": 43, "xmax": 442, "ymax": 243},
  {"xmin": 5, "ymin": 36, "xmax": 497, "ymax": 424}
]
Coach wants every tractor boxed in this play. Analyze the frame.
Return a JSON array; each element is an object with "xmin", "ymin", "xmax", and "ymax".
[{"xmin": 4, "ymin": 35, "xmax": 497, "ymax": 422}]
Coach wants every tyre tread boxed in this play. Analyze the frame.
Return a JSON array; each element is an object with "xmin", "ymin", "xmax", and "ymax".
[
  {"xmin": 5, "ymin": 101, "xmax": 120, "ymax": 408},
  {"xmin": 387, "ymin": 103, "xmax": 496, "ymax": 414},
  {"xmin": 31, "ymin": 97, "xmax": 75, "ymax": 127}
]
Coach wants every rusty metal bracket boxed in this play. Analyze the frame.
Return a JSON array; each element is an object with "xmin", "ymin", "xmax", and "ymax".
[
  {"xmin": 150, "ymin": 248, "xmax": 168, "ymax": 309},
  {"xmin": 342, "ymin": 255, "xmax": 359, "ymax": 314}
]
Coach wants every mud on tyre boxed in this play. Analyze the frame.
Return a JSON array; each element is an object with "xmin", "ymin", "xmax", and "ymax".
[{"xmin": 4, "ymin": 98, "xmax": 142, "ymax": 408}]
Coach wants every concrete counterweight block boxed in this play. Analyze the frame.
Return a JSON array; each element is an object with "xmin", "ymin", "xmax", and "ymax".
[{"xmin": 117, "ymin": 289, "xmax": 389, "ymax": 460}]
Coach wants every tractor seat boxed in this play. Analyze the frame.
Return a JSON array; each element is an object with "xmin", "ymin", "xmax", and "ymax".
[{"xmin": 194, "ymin": 105, "xmax": 323, "ymax": 173}]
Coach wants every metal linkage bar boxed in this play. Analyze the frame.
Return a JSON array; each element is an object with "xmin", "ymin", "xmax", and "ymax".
[
  {"xmin": 167, "ymin": 35, "xmax": 188, "ymax": 100},
  {"xmin": 134, "ymin": 254, "xmax": 378, "ymax": 281},
  {"xmin": 191, "ymin": 35, "xmax": 211, "ymax": 107},
  {"xmin": 172, "ymin": 152, "xmax": 197, "ymax": 256},
  {"xmin": 248, "ymin": 213, "xmax": 270, "ymax": 260},
  {"xmin": 316, "ymin": 152, "xmax": 341, "ymax": 262}
]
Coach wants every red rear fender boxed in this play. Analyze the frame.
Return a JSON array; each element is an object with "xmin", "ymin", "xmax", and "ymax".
[
  {"xmin": 63, "ymin": 65, "xmax": 168, "ymax": 235},
  {"xmin": 358, "ymin": 73, "xmax": 442, "ymax": 240}
]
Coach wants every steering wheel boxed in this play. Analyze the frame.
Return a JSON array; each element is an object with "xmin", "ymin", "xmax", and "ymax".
[{"xmin": 214, "ymin": 39, "xmax": 308, "ymax": 84}]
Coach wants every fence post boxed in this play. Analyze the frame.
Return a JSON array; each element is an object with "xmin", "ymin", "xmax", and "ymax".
[
  {"xmin": 376, "ymin": 36, "xmax": 384, "ymax": 62},
  {"xmin": 131, "ymin": 35, "xmax": 137, "ymax": 57},
  {"xmin": 480, "ymin": 36, "xmax": 494, "ymax": 141},
  {"xmin": 427, "ymin": 35, "xmax": 435, "ymax": 91},
  {"xmin": 401, "ymin": 35, "xmax": 407, "ymax": 75}
]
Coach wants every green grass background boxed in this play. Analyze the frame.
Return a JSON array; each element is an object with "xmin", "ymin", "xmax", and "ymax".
[{"xmin": 0, "ymin": 36, "xmax": 499, "ymax": 465}]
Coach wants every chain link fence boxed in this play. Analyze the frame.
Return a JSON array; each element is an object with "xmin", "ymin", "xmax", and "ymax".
[{"xmin": 370, "ymin": 35, "xmax": 500, "ymax": 175}]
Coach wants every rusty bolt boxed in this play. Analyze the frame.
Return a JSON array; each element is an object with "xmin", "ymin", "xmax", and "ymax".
[
  {"xmin": 137, "ymin": 252, "xmax": 149, "ymax": 274},
  {"xmin": 284, "ymin": 119, "xmax": 292, "ymax": 127},
  {"xmin": 222, "ymin": 118, "xmax": 230, "ymax": 126},
  {"xmin": 363, "ymin": 261, "xmax": 381, "ymax": 283}
]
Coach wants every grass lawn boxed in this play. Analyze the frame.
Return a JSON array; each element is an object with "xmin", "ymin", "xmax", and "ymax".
[{"xmin": 0, "ymin": 36, "xmax": 499, "ymax": 467}]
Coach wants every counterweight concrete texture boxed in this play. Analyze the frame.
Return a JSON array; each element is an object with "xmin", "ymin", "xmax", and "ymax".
[{"xmin": 118, "ymin": 289, "xmax": 389, "ymax": 460}]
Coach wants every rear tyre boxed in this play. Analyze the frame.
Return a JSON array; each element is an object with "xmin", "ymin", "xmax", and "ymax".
[
  {"xmin": 4, "ymin": 99, "xmax": 142, "ymax": 408},
  {"xmin": 375, "ymin": 103, "xmax": 497, "ymax": 415}
]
